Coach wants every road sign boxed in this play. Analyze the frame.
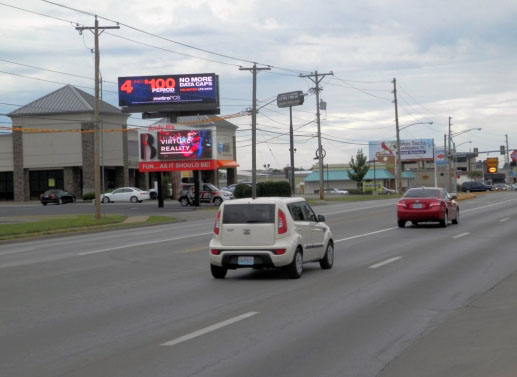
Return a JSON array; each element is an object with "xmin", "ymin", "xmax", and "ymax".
[
  {"xmin": 277, "ymin": 91, "xmax": 304, "ymax": 108},
  {"xmin": 511, "ymin": 150, "xmax": 517, "ymax": 162}
]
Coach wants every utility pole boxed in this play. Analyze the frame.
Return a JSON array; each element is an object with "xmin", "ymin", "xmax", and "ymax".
[
  {"xmin": 505, "ymin": 134, "xmax": 510, "ymax": 167},
  {"xmin": 76, "ymin": 17, "xmax": 119, "ymax": 219},
  {"xmin": 240, "ymin": 63, "xmax": 270, "ymax": 199},
  {"xmin": 448, "ymin": 116, "xmax": 452, "ymax": 192},
  {"xmin": 300, "ymin": 70, "xmax": 333, "ymax": 200},
  {"xmin": 392, "ymin": 78, "xmax": 402, "ymax": 193}
]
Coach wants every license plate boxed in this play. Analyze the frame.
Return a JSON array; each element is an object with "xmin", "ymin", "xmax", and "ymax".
[
  {"xmin": 238, "ymin": 256, "xmax": 254, "ymax": 265},
  {"xmin": 413, "ymin": 203, "xmax": 423, "ymax": 209}
]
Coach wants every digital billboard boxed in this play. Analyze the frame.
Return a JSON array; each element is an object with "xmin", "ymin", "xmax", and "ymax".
[
  {"xmin": 139, "ymin": 125, "xmax": 217, "ymax": 172},
  {"xmin": 118, "ymin": 73, "xmax": 219, "ymax": 113},
  {"xmin": 369, "ymin": 139, "xmax": 434, "ymax": 162}
]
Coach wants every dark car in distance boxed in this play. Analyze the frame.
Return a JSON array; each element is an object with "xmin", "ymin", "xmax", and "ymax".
[
  {"xmin": 40, "ymin": 189, "xmax": 76, "ymax": 205},
  {"xmin": 461, "ymin": 181, "xmax": 492, "ymax": 192}
]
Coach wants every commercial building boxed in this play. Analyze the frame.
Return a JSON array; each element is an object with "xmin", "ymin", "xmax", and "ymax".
[{"xmin": 0, "ymin": 85, "xmax": 238, "ymax": 201}]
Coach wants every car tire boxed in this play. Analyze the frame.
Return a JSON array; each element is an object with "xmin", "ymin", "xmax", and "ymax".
[
  {"xmin": 287, "ymin": 248, "xmax": 303, "ymax": 279},
  {"xmin": 210, "ymin": 264, "xmax": 227, "ymax": 279},
  {"xmin": 320, "ymin": 242, "xmax": 334, "ymax": 270},
  {"xmin": 213, "ymin": 197, "xmax": 223, "ymax": 206},
  {"xmin": 440, "ymin": 211, "xmax": 448, "ymax": 228},
  {"xmin": 179, "ymin": 197, "xmax": 190, "ymax": 207},
  {"xmin": 150, "ymin": 192, "xmax": 157, "ymax": 200},
  {"xmin": 130, "ymin": 196, "xmax": 138, "ymax": 203},
  {"xmin": 102, "ymin": 196, "xmax": 110, "ymax": 203},
  {"xmin": 411, "ymin": 221, "xmax": 418, "ymax": 225},
  {"xmin": 397, "ymin": 220, "xmax": 406, "ymax": 228},
  {"xmin": 58, "ymin": 198, "xmax": 62, "ymax": 205},
  {"xmin": 452, "ymin": 208, "xmax": 459, "ymax": 224},
  {"xmin": 42, "ymin": 202, "xmax": 47, "ymax": 206}
]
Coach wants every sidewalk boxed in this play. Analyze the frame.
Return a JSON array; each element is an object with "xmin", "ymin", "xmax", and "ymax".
[{"xmin": 379, "ymin": 270, "xmax": 517, "ymax": 377}]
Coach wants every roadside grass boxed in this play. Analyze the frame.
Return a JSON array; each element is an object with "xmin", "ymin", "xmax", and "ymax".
[
  {"xmin": 0, "ymin": 215, "xmax": 176, "ymax": 241},
  {"xmin": 308, "ymin": 194, "xmax": 402, "ymax": 205}
]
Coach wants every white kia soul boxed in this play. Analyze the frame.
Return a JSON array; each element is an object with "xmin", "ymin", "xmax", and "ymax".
[{"xmin": 209, "ymin": 197, "xmax": 334, "ymax": 279}]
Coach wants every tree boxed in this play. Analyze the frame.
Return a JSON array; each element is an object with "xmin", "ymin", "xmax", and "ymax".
[
  {"xmin": 347, "ymin": 149, "xmax": 370, "ymax": 188},
  {"xmin": 467, "ymin": 170, "xmax": 482, "ymax": 180}
]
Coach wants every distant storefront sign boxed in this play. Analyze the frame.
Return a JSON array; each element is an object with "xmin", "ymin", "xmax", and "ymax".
[{"xmin": 435, "ymin": 148, "xmax": 447, "ymax": 165}]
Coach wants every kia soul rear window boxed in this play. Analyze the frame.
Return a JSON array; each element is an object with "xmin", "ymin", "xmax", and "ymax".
[{"xmin": 223, "ymin": 204, "xmax": 275, "ymax": 224}]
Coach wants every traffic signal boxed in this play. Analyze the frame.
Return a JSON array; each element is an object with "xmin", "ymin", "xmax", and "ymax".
[
  {"xmin": 473, "ymin": 147, "xmax": 478, "ymax": 157},
  {"xmin": 500, "ymin": 145, "xmax": 505, "ymax": 155}
]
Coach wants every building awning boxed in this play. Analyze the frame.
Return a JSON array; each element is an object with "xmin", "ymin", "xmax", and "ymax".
[{"xmin": 217, "ymin": 159, "xmax": 239, "ymax": 168}]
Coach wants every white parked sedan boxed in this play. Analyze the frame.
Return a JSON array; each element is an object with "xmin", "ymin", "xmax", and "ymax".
[
  {"xmin": 209, "ymin": 197, "xmax": 334, "ymax": 279},
  {"xmin": 324, "ymin": 188, "xmax": 349, "ymax": 195},
  {"xmin": 101, "ymin": 187, "xmax": 151, "ymax": 203}
]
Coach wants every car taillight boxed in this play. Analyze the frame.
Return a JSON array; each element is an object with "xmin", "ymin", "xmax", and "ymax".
[
  {"xmin": 429, "ymin": 200, "xmax": 441, "ymax": 208},
  {"xmin": 278, "ymin": 209, "xmax": 288, "ymax": 234},
  {"xmin": 274, "ymin": 249, "xmax": 286, "ymax": 255},
  {"xmin": 214, "ymin": 210, "xmax": 221, "ymax": 235},
  {"xmin": 397, "ymin": 201, "xmax": 407, "ymax": 208},
  {"xmin": 210, "ymin": 249, "xmax": 220, "ymax": 255},
  {"xmin": 51, "ymin": 194, "xmax": 56, "ymax": 199}
]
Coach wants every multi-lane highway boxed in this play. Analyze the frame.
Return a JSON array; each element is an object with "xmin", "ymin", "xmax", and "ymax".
[{"xmin": 1, "ymin": 193, "xmax": 516, "ymax": 377}]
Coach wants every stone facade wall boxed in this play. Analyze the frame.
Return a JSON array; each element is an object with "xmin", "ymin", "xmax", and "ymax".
[
  {"xmin": 81, "ymin": 123, "xmax": 95, "ymax": 194},
  {"xmin": 12, "ymin": 130, "xmax": 27, "ymax": 201},
  {"xmin": 64, "ymin": 167, "xmax": 82, "ymax": 198}
]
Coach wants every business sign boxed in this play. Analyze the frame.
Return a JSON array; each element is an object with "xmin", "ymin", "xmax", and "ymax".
[
  {"xmin": 369, "ymin": 139, "xmax": 434, "ymax": 162},
  {"xmin": 435, "ymin": 148, "xmax": 447, "ymax": 165},
  {"xmin": 138, "ymin": 124, "xmax": 216, "ymax": 172},
  {"xmin": 277, "ymin": 91, "xmax": 304, "ymax": 108},
  {"xmin": 118, "ymin": 73, "xmax": 219, "ymax": 113}
]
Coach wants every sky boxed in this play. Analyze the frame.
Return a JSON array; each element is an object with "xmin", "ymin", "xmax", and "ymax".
[{"xmin": 1, "ymin": 0, "xmax": 516, "ymax": 170}]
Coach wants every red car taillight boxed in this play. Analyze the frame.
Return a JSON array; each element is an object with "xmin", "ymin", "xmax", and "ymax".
[
  {"xmin": 274, "ymin": 249, "xmax": 286, "ymax": 255},
  {"xmin": 214, "ymin": 210, "xmax": 221, "ymax": 235},
  {"xmin": 428, "ymin": 200, "xmax": 441, "ymax": 208},
  {"xmin": 51, "ymin": 194, "xmax": 56, "ymax": 199},
  {"xmin": 210, "ymin": 249, "xmax": 220, "ymax": 255},
  {"xmin": 278, "ymin": 209, "xmax": 288, "ymax": 234},
  {"xmin": 397, "ymin": 200, "xmax": 407, "ymax": 208}
]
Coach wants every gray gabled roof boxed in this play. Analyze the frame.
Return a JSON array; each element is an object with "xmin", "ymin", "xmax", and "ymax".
[{"xmin": 8, "ymin": 85, "xmax": 122, "ymax": 116}]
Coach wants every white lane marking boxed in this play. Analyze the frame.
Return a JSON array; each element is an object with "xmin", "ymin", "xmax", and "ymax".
[
  {"xmin": 78, "ymin": 232, "xmax": 213, "ymax": 256},
  {"xmin": 0, "ymin": 247, "xmax": 36, "ymax": 256},
  {"xmin": 161, "ymin": 312, "xmax": 259, "ymax": 347},
  {"xmin": 453, "ymin": 232, "xmax": 470, "ymax": 239},
  {"xmin": 369, "ymin": 256, "xmax": 402, "ymax": 269},
  {"xmin": 462, "ymin": 198, "xmax": 517, "ymax": 213},
  {"xmin": 335, "ymin": 227, "xmax": 397, "ymax": 243},
  {"xmin": 499, "ymin": 217, "xmax": 510, "ymax": 222}
]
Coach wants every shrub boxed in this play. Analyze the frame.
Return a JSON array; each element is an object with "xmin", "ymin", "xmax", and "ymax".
[
  {"xmin": 83, "ymin": 192, "xmax": 95, "ymax": 200},
  {"xmin": 257, "ymin": 181, "xmax": 291, "ymax": 197},
  {"xmin": 233, "ymin": 181, "xmax": 292, "ymax": 198},
  {"xmin": 234, "ymin": 184, "xmax": 252, "ymax": 198},
  {"xmin": 346, "ymin": 188, "xmax": 366, "ymax": 195}
]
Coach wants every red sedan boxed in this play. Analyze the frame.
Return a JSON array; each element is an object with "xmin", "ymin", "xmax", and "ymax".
[{"xmin": 397, "ymin": 187, "xmax": 459, "ymax": 228}]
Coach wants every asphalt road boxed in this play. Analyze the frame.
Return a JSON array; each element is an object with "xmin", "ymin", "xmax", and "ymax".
[{"xmin": 1, "ymin": 193, "xmax": 516, "ymax": 377}]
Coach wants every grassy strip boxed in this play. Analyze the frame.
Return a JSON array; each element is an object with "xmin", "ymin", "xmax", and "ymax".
[
  {"xmin": 308, "ymin": 194, "xmax": 402, "ymax": 205},
  {"xmin": 0, "ymin": 215, "xmax": 176, "ymax": 240}
]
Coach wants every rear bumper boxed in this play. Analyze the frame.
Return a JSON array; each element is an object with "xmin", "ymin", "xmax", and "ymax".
[
  {"xmin": 397, "ymin": 207, "xmax": 445, "ymax": 221},
  {"xmin": 209, "ymin": 245, "xmax": 295, "ymax": 268}
]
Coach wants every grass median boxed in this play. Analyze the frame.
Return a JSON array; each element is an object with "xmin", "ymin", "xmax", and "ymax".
[{"xmin": 0, "ymin": 214, "xmax": 177, "ymax": 241}]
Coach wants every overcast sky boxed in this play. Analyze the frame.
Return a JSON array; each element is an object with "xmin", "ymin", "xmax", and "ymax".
[{"xmin": 1, "ymin": 0, "xmax": 516, "ymax": 170}]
